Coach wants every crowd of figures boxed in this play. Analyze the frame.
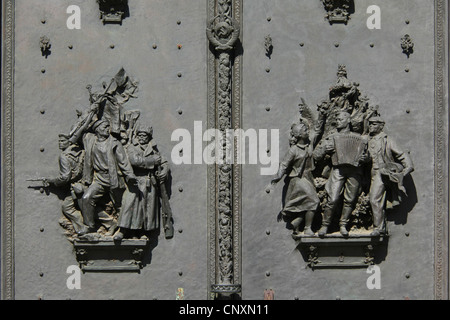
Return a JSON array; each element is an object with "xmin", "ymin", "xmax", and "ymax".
[
  {"xmin": 39, "ymin": 69, "xmax": 173, "ymax": 242},
  {"xmin": 272, "ymin": 65, "xmax": 414, "ymax": 239}
]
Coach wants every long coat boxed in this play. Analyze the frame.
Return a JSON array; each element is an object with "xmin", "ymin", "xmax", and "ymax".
[{"xmin": 119, "ymin": 140, "xmax": 169, "ymax": 231}]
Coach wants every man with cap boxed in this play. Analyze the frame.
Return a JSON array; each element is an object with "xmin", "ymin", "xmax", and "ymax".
[
  {"xmin": 116, "ymin": 123, "xmax": 170, "ymax": 240},
  {"xmin": 80, "ymin": 118, "xmax": 137, "ymax": 233},
  {"xmin": 367, "ymin": 116, "xmax": 414, "ymax": 236},
  {"xmin": 45, "ymin": 133, "xmax": 88, "ymax": 235}
]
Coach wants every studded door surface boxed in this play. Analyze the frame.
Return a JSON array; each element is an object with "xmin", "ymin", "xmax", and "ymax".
[{"xmin": 1, "ymin": 0, "xmax": 449, "ymax": 300}]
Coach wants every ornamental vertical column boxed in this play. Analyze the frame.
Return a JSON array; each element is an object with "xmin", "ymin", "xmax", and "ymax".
[{"xmin": 207, "ymin": 0, "xmax": 242, "ymax": 300}]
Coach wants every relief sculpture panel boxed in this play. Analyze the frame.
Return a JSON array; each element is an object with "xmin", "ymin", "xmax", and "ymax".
[
  {"xmin": 241, "ymin": 0, "xmax": 446, "ymax": 300},
  {"xmin": 271, "ymin": 65, "xmax": 415, "ymax": 269},
  {"xmin": 6, "ymin": 0, "xmax": 209, "ymax": 300},
  {"xmin": 28, "ymin": 68, "xmax": 174, "ymax": 271}
]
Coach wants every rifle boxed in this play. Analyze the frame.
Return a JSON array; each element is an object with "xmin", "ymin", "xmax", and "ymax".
[
  {"xmin": 27, "ymin": 178, "xmax": 50, "ymax": 188},
  {"xmin": 156, "ymin": 166, "xmax": 174, "ymax": 239}
]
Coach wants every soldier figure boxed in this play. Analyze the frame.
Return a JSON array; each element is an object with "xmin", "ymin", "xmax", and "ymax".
[
  {"xmin": 367, "ymin": 117, "xmax": 414, "ymax": 236},
  {"xmin": 116, "ymin": 124, "xmax": 170, "ymax": 240},
  {"xmin": 80, "ymin": 119, "xmax": 137, "ymax": 233},
  {"xmin": 45, "ymin": 134, "xmax": 88, "ymax": 235},
  {"xmin": 313, "ymin": 111, "xmax": 369, "ymax": 236}
]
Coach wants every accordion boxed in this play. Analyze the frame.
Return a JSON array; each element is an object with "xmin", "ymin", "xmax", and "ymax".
[{"xmin": 331, "ymin": 133, "xmax": 368, "ymax": 167}]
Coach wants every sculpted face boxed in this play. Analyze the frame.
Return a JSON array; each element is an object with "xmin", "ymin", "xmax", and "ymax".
[
  {"xmin": 137, "ymin": 132, "xmax": 151, "ymax": 145},
  {"xmin": 369, "ymin": 121, "xmax": 384, "ymax": 136},
  {"xmin": 291, "ymin": 124, "xmax": 309, "ymax": 142},
  {"xmin": 58, "ymin": 136, "xmax": 70, "ymax": 150},
  {"xmin": 96, "ymin": 122, "xmax": 111, "ymax": 139},
  {"xmin": 335, "ymin": 112, "xmax": 351, "ymax": 130}
]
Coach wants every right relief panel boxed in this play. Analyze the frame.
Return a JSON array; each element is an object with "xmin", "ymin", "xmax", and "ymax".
[{"xmin": 241, "ymin": 0, "xmax": 443, "ymax": 300}]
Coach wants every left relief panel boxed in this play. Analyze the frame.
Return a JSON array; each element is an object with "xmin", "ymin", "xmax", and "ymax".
[{"xmin": 10, "ymin": 0, "xmax": 208, "ymax": 300}]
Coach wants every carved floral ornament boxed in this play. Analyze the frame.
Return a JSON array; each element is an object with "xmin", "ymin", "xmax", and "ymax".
[
  {"xmin": 401, "ymin": 34, "xmax": 415, "ymax": 58},
  {"xmin": 264, "ymin": 35, "xmax": 273, "ymax": 58},
  {"xmin": 39, "ymin": 36, "xmax": 51, "ymax": 58}
]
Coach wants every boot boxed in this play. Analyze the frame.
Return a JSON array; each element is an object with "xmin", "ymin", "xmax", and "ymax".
[
  {"xmin": 370, "ymin": 228, "xmax": 386, "ymax": 237},
  {"xmin": 340, "ymin": 225, "xmax": 349, "ymax": 237},
  {"xmin": 77, "ymin": 225, "xmax": 93, "ymax": 236},
  {"xmin": 318, "ymin": 225, "xmax": 328, "ymax": 237},
  {"xmin": 105, "ymin": 220, "xmax": 118, "ymax": 237},
  {"xmin": 113, "ymin": 229, "xmax": 125, "ymax": 241},
  {"xmin": 339, "ymin": 206, "xmax": 353, "ymax": 237},
  {"xmin": 79, "ymin": 223, "xmax": 97, "ymax": 235},
  {"xmin": 319, "ymin": 207, "xmax": 333, "ymax": 237}
]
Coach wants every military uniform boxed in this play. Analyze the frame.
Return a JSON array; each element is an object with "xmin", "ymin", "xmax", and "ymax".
[{"xmin": 119, "ymin": 140, "xmax": 169, "ymax": 232}]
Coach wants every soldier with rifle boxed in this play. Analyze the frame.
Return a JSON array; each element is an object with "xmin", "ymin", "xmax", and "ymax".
[{"xmin": 117, "ymin": 123, "xmax": 173, "ymax": 240}]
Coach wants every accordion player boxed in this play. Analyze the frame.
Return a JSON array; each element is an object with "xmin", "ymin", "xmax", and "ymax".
[{"xmin": 328, "ymin": 132, "xmax": 369, "ymax": 167}]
